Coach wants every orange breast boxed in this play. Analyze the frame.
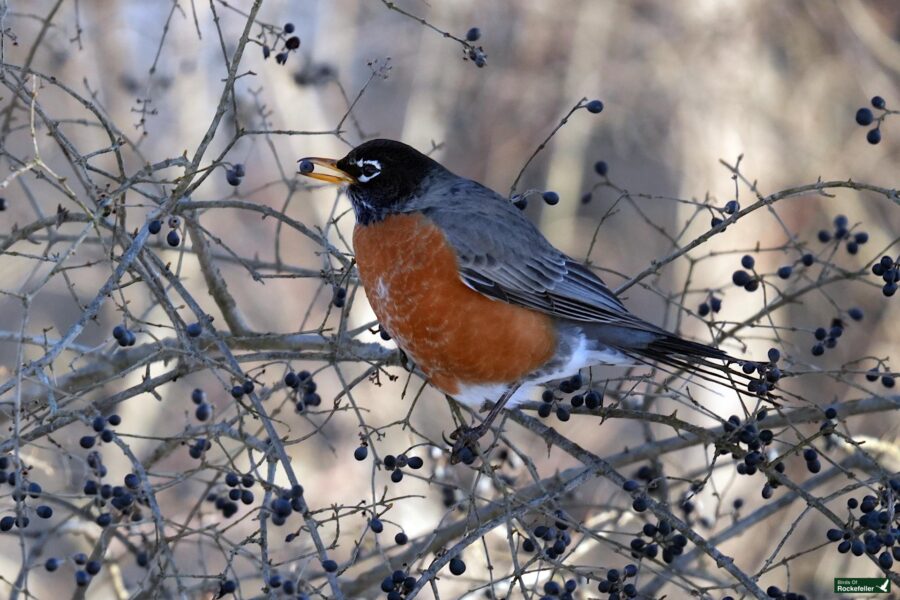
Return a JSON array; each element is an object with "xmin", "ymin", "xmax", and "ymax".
[{"xmin": 353, "ymin": 213, "xmax": 557, "ymax": 395}]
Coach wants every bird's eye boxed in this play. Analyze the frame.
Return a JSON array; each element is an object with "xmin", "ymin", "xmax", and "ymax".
[{"xmin": 361, "ymin": 163, "xmax": 379, "ymax": 177}]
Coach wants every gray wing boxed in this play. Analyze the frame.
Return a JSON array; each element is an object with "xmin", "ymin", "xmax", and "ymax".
[{"xmin": 415, "ymin": 178, "xmax": 651, "ymax": 328}]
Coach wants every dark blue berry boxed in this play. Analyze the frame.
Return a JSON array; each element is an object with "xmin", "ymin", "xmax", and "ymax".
[
  {"xmin": 871, "ymin": 96, "xmax": 886, "ymax": 109},
  {"xmin": 724, "ymin": 200, "xmax": 739, "ymax": 214},
  {"xmin": 741, "ymin": 255, "xmax": 755, "ymax": 269},
  {"xmin": 465, "ymin": 27, "xmax": 481, "ymax": 42},
  {"xmin": 586, "ymin": 100, "xmax": 604, "ymax": 113},
  {"xmin": 354, "ymin": 446, "xmax": 368, "ymax": 461},
  {"xmin": 166, "ymin": 230, "xmax": 180, "ymax": 247},
  {"xmin": 148, "ymin": 220, "xmax": 162, "ymax": 234},
  {"xmin": 856, "ymin": 107, "xmax": 874, "ymax": 126},
  {"xmin": 867, "ymin": 128, "xmax": 882, "ymax": 145},
  {"xmin": 75, "ymin": 570, "xmax": 91, "ymax": 587},
  {"xmin": 189, "ymin": 389, "xmax": 205, "ymax": 406},
  {"xmin": 186, "ymin": 322, "xmax": 202, "ymax": 337},
  {"xmin": 542, "ymin": 191, "xmax": 559, "ymax": 205},
  {"xmin": 195, "ymin": 403, "xmax": 211, "ymax": 421},
  {"xmin": 448, "ymin": 556, "xmax": 466, "ymax": 575},
  {"xmin": 732, "ymin": 270, "xmax": 752, "ymax": 286}
]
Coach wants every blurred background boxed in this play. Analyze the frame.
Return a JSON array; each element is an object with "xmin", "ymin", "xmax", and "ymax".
[{"xmin": 0, "ymin": 0, "xmax": 898, "ymax": 598}]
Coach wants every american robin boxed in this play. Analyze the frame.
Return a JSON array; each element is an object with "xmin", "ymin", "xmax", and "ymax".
[{"xmin": 298, "ymin": 139, "xmax": 759, "ymax": 458}]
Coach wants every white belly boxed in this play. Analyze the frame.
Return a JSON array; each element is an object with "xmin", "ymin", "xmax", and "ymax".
[{"xmin": 453, "ymin": 334, "xmax": 632, "ymax": 409}]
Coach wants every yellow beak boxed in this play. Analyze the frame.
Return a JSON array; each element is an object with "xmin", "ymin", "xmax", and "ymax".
[{"xmin": 296, "ymin": 157, "xmax": 356, "ymax": 185}]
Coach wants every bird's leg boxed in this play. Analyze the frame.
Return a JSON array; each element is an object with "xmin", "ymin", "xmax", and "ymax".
[{"xmin": 448, "ymin": 383, "xmax": 520, "ymax": 464}]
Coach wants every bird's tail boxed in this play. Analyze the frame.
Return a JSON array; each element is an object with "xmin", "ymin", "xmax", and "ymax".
[{"xmin": 588, "ymin": 324, "xmax": 775, "ymax": 398}]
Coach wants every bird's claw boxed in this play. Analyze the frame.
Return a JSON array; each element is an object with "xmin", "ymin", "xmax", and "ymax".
[{"xmin": 447, "ymin": 424, "xmax": 483, "ymax": 465}]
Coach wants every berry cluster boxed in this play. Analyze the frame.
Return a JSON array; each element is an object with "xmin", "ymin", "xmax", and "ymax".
[
  {"xmin": 187, "ymin": 387, "xmax": 212, "ymax": 422},
  {"xmin": 284, "ymin": 370, "xmax": 322, "ymax": 411},
  {"xmin": 865, "ymin": 366, "xmax": 896, "ymax": 389},
  {"xmin": 739, "ymin": 348, "xmax": 783, "ymax": 397},
  {"xmin": 188, "ymin": 436, "xmax": 211, "ymax": 459},
  {"xmin": 380, "ymin": 569, "xmax": 417, "ymax": 600},
  {"xmin": 732, "ymin": 255, "xmax": 761, "ymax": 292},
  {"xmin": 538, "ymin": 578, "xmax": 579, "ymax": 600},
  {"xmin": 268, "ymin": 484, "xmax": 306, "ymax": 526},
  {"xmin": 580, "ymin": 160, "xmax": 610, "ymax": 204},
  {"xmin": 826, "ymin": 480, "xmax": 900, "ymax": 571},
  {"xmin": 222, "ymin": 471, "xmax": 256, "ymax": 507},
  {"xmin": 872, "ymin": 255, "xmax": 899, "ymax": 297},
  {"xmin": 763, "ymin": 586, "xmax": 809, "ymax": 600},
  {"xmin": 854, "ymin": 95, "xmax": 891, "ymax": 145},
  {"xmin": 733, "ymin": 254, "xmax": 813, "ymax": 292},
  {"xmin": 537, "ymin": 373, "xmax": 603, "ymax": 421},
  {"xmin": 521, "ymin": 519, "xmax": 574, "ymax": 560},
  {"xmin": 43, "ymin": 552, "xmax": 103, "ymax": 589},
  {"xmin": 720, "ymin": 410, "xmax": 786, "ymax": 499},
  {"xmin": 597, "ymin": 564, "xmax": 639, "ymax": 597},
  {"xmin": 79, "ymin": 413, "xmax": 122, "ymax": 449},
  {"xmin": 810, "ymin": 318, "xmax": 846, "ymax": 357},
  {"xmin": 801, "ymin": 447, "xmax": 822, "ymax": 474},
  {"xmin": 462, "ymin": 27, "xmax": 487, "ymax": 68},
  {"xmin": 83, "ymin": 467, "xmax": 149, "ymax": 524},
  {"xmin": 383, "ymin": 452, "xmax": 424, "ymax": 483},
  {"xmin": 697, "ymin": 294, "xmax": 722, "ymax": 317},
  {"xmin": 205, "ymin": 487, "xmax": 241, "ymax": 519},
  {"xmin": 225, "ymin": 163, "xmax": 246, "ymax": 186},
  {"xmin": 112, "ymin": 324, "xmax": 137, "ymax": 347},
  {"xmin": 0, "ymin": 458, "xmax": 50, "ymax": 531},
  {"xmin": 262, "ymin": 23, "xmax": 301, "ymax": 65},
  {"xmin": 626, "ymin": 506, "xmax": 689, "ymax": 563},
  {"xmin": 149, "ymin": 215, "xmax": 182, "ymax": 247},
  {"xmin": 818, "ymin": 214, "xmax": 869, "ymax": 255},
  {"xmin": 264, "ymin": 572, "xmax": 303, "ymax": 595},
  {"xmin": 711, "ymin": 199, "xmax": 742, "ymax": 227},
  {"xmin": 230, "ymin": 378, "xmax": 257, "ymax": 400}
]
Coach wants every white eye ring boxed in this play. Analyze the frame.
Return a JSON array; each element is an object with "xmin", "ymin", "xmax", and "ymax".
[{"xmin": 355, "ymin": 159, "xmax": 382, "ymax": 183}]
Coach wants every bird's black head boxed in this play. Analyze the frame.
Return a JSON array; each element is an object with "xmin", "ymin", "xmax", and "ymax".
[{"xmin": 298, "ymin": 139, "xmax": 442, "ymax": 225}]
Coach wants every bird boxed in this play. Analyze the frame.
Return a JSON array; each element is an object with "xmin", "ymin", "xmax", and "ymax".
[{"xmin": 298, "ymin": 139, "xmax": 764, "ymax": 458}]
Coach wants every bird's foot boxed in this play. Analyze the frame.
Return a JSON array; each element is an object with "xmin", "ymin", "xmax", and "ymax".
[{"xmin": 446, "ymin": 424, "xmax": 485, "ymax": 465}]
